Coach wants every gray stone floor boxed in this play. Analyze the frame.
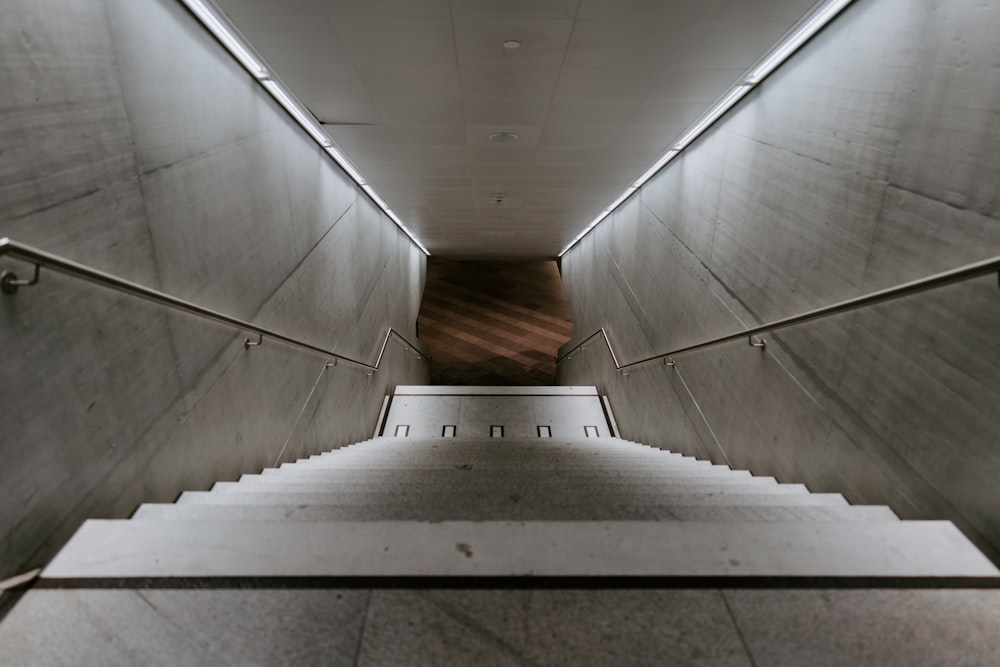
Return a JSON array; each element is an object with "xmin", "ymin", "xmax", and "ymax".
[{"xmin": 2, "ymin": 587, "xmax": 999, "ymax": 665}]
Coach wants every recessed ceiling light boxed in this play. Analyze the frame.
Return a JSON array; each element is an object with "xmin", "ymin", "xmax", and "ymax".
[
  {"xmin": 503, "ymin": 40, "xmax": 521, "ymax": 50},
  {"xmin": 489, "ymin": 132, "xmax": 519, "ymax": 143}
]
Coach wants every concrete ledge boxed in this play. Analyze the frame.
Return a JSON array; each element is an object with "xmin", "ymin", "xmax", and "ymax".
[
  {"xmin": 393, "ymin": 386, "xmax": 598, "ymax": 396},
  {"xmin": 43, "ymin": 520, "xmax": 999, "ymax": 578}
]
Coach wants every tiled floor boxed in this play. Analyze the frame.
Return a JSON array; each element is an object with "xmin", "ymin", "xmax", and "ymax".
[
  {"xmin": 417, "ymin": 260, "xmax": 573, "ymax": 386},
  {"xmin": 4, "ymin": 587, "xmax": 1000, "ymax": 665}
]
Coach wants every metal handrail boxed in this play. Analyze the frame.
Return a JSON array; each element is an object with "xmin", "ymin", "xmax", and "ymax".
[
  {"xmin": 557, "ymin": 255, "xmax": 1000, "ymax": 374},
  {"xmin": 0, "ymin": 237, "xmax": 428, "ymax": 372}
]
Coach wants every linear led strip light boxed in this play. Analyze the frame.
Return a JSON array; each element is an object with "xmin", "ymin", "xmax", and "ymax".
[
  {"xmin": 178, "ymin": 0, "xmax": 430, "ymax": 256},
  {"xmin": 558, "ymin": 0, "xmax": 855, "ymax": 257}
]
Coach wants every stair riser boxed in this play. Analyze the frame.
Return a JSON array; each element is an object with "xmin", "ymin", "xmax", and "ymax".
[
  {"xmin": 43, "ymin": 520, "xmax": 998, "ymax": 578},
  {"xmin": 303, "ymin": 451, "xmax": 712, "ymax": 467},
  {"xmin": 254, "ymin": 470, "xmax": 753, "ymax": 483},
  {"xmin": 176, "ymin": 490, "xmax": 849, "ymax": 507},
  {"xmin": 133, "ymin": 503, "xmax": 899, "ymax": 523}
]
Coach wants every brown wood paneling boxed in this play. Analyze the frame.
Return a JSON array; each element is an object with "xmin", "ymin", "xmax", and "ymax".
[{"xmin": 418, "ymin": 260, "xmax": 573, "ymax": 385}]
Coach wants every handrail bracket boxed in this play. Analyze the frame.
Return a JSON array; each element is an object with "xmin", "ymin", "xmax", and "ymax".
[
  {"xmin": 749, "ymin": 335, "xmax": 766, "ymax": 349},
  {"xmin": 244, "ymin": 333, "xmax": 263, "ymax": 349},
  {"xmin": 1, "ymin": 264, "xmax": 41, "ymax": 295}
]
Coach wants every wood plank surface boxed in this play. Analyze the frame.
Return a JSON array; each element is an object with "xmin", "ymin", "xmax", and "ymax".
[{"xmin": 418, "ymin": 260, "xmax": 573, "ymax": 385}]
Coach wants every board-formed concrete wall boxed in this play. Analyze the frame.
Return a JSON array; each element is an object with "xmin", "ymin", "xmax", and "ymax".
[
  {"xmin": 558, "ymin": 0, "xmax": 1000, "ymax": 559},
  {"xmin": 0, "ymin": 0, "xmax": 428, "ymax": 579}
]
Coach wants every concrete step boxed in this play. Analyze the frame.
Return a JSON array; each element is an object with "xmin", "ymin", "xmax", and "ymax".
[
  {"xmin": 250, "ymin": 469, "xmax": 756, "ymax": 485},
  {"xmin": 298, "ymin": 452, "xmax": 712, "ymax": 467},
  {"xmin": 223, "ymin": 475, "xmax": 776, "ymax": 504},
  {"xmin": 276, "ymin": 461, "xmax": 738, "ymax": 475},
  {"xmin": 320, "ymin": 436, "xmax": 678, "ymax": 454},
  {"xmin": 307, "ymin": 453, "xmax": 715, "ymax": 467},
  {"xmin": 392, "ymin": 385, "xmax": 600, "ymax": 396},
  {"xmin": 208, "ymin": 480, "xmax": 806, "ymax": 497},
  {"xmin": 43, "ymin": 519, "xmax": 998, "ymax": 578},
  {"xmin": 133, "ymin": 502, "xmax": 899, "ymax": 523},
  {"xmin": 176, "ymin": 488, "xmax": 835, "ymax": 512}
]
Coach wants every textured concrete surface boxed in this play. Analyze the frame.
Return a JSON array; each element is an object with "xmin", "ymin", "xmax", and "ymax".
[
  {"xmin": 383, "ymin": 392, "xmax": 611, "ymax": 439},
  {"xmin": 0, "ymin": 0, "xmax": 427, "ymax": 580},
  {"xmin": 2, "ymin": 588, "xmax": 999, "ymax": 666},
  {"xmin": 45, "ymin": 518, "xmax": 995, "ymax": 578},
  {"xmin": 558, "ymin": 0, "xmax": 1000, "ymax": 559},
  {"xmin": 41, "ymin": 431, "xmax": 993, "ymax": 579},
  {"xmin": 132, "ymin": 501, "xmax": 897, "ymax": 523}
]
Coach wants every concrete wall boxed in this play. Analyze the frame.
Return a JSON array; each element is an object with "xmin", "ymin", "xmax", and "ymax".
[
  {"xmin": 558, "ymin": 0, "xmax": 1000, "ymax": 559},
  {"xmin": 0, "ymin": 0, "xmax": 428, "ymax": 579}
]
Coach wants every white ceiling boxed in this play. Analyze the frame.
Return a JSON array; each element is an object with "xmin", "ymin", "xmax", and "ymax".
[{"xmin": 214, "ymin": 0, "xmax": 821, "ymax": 258}]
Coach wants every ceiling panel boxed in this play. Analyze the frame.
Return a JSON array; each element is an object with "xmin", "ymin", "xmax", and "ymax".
[
  {"xmin": 332, "ymin": 17, "xmax": 456, "ymax": 64},
  {"xmin": 539, "ymin": 123, "xmax": 621, "ymax": 149},
  {"xmin": 566, "ymin": 19, "xmax": 686, "ymax": 68},
  {"xmin": 462, "ymin": 99, "xmax": 551, "ymax": 126},
  {"xmin": 215, "ymin": 0, "xmax": 828, "ymax": 258},
  {"xmin": 451, "ymin": 0, "xmax": 580, "ymax": 20},
  {"xmin": 356, "ymin": 64, "xmax": 461, "ymax": 101},
  {"xmin": 324, "ymin": 0, "xmax": 451, "ymax": 17},
  {"xmin": 459, "ymin": 64, "xmax": 561, "ymax": 99},
  {"xmin": 553, "ymin": 66, "xmax": 657, "ymax": 102},
  {"xmin": 645, "ymin": 67, "xmax": 748, "ymax": 102},
  {"xmin": 229, "ymin": 12, "xmax": 349, "ymax": 65},
  {"xmin": 454, "ymin": 18, "xmax": 575, "ymax": 66},
  {"xmin": 677, "ymin": 20, "xmax": 798, "ymax": 68},
  {"xmin": 703, "ymin": 0, "xmax": 821, "ymax": 23},
  {"xmin": 576, "ymin": 0, "xmax": 709, "ymax": 21}
]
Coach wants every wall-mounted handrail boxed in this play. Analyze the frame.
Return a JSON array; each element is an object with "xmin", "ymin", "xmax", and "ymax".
[
  {"xmin": 0, "ymin": 237, "xmax": 428, "ymax": 372},
  {"xmin": 557, "ymin": 255, "xmax": 1000, "ymax": 374}
]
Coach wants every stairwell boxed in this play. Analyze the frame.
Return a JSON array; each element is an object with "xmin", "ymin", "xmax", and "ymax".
[{"xmin": 2, "ymin": 386, "xmax": 999, "ymax": 664}]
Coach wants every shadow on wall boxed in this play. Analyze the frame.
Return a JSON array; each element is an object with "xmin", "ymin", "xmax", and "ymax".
[
  {"xmin": 418, "ymin": 260, "xmax": 573, "ymax": 386},
  {"xmin": 557, "ymin": 0, "xmax": 1000, "ymax": 562}
]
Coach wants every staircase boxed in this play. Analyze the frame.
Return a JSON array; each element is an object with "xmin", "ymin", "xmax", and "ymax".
[{"xmin": 3, "ymin": 386, "xmax": 999, "ymax": 663}]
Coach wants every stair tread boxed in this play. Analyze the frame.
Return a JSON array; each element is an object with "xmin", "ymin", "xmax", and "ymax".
[
  {"xmin": 209, "ymin": 480, "xmax": 809, "ymax": 496},
  {"xmin": 175, "ymin": 490, "xmax": 849, "ymax": 507},
  {"xmin": 133, "ymin": 502, "xmax": 899, "ymax": 522},
  {"xmin": 276, "ymin": 463, "xmax": 741, "ymax": 475},
  {"xmin": 44, "ymin": 520, "xmax": 997, "ymax": 578},
  {"xmin": 241, "ymin": 470, "xmax": 763, "ymax": 484}
]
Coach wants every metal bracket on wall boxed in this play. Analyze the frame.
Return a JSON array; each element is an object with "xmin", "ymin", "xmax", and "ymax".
[
  {"xmin": 665, "ymin": 358, "xmax": 676, "ymax": 367},
  {"xmin": 0, "ymin": 264, "xmax": 40, "ymax": 295},
  {"xmin": 244, "ymin": 333, "xmax": 263, "ymax": 349},
  {"xmin": 748, "ymin": 335, "xmax": 766, "ymax": 349}
]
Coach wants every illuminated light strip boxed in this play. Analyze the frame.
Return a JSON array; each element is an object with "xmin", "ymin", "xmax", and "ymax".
[
  {"xmin": 745, "ymin": 0, "xmax": 855, "ymax": 84},
  {"xmin": 325, "ymin": 146, "xmax": 368, "ymax": 185},
  {"xmin": 562, "ymin": 213, "xmax": 609, "ymax": 252},
  {"xmin": 361, "ymin": 183, "xmax": 390, "ymax": 211},
  {"xmin": 178, "ymin": 0, "xmax": 430, "ymax": 255},
  {"xmin": 604, "ymin": 186, "xmax": 639, "ymax": 214},
  {"xmin": 261, "ymin": 80, "xmax": 332, "ymax": 147},
  {"xmin": 632, "ymin": 150, "xmax": 679, "ymax": 189},
  {"xmin": 180, "ymin": 0, "xmax": 268, "ymax": 78},
  {"xmin": 672, "ymin": 84, "xmax": 752, "ymax": 151},
  {"xmin": 386, "ymin": 210, "xmax": 431, "ymax": 255},
  {"xmin": 558, "ymin": 0, "xmax": 856, "ymax": 258}
]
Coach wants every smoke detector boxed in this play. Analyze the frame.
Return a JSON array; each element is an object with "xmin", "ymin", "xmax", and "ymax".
[{"xmin": 489, "ymin": 132, "xmax": 519, "ymax": 143}]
